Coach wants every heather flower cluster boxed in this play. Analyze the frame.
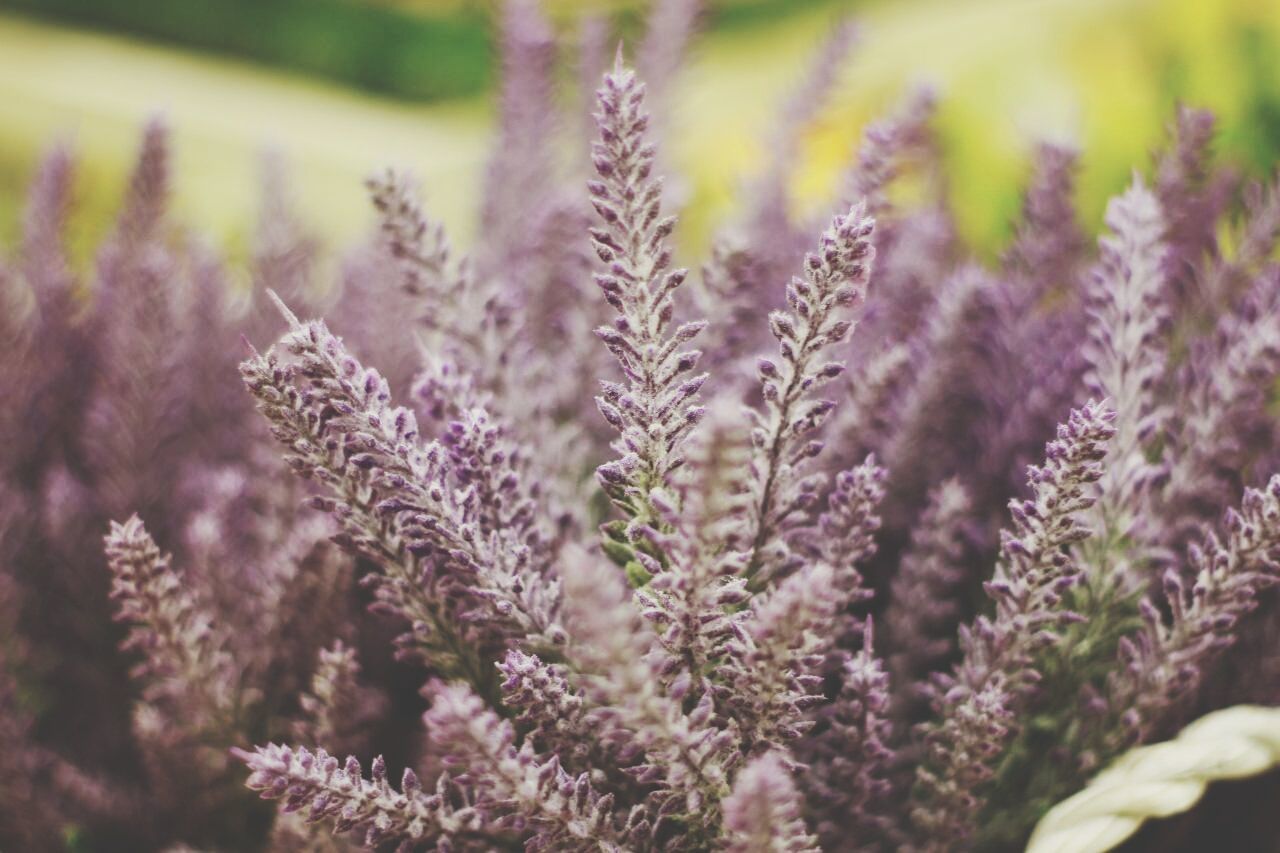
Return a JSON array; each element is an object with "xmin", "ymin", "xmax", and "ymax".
[{"xmin": 4, "ymin": 2, "xmax": 1280, "ymax": 851}]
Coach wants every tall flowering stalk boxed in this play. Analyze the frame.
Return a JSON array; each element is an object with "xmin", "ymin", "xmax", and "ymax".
[
  {"xmin": 1003, "ymin": 143, "xmax": 1087, "ymax": 302},
  {"xmin": 1108, "ymin": 475, "xmax": 1280, "ymax": 743},
  {"xmin": 743, "ymin": 205, "xmax": 876, "ymax": 588},
  {"xmin": 838, "ymin": 89, "xmax": 938, "ymax": 220},
  {"xmin": 910, "ymin": 400, "xmax": 1116, "ymax": 848},
  {"xmin": 559, "ymin": 548, "xmax": 733, "ymax": 841},
  {"xmin": 721, "ymin": 751, "xmax": 819, "ymax": 853},
  {"xmin": 479, "ymin": 0, "xmax": 558, "ymax": 279},
  {"xmin": 589, "ymin": 58, "xmax": 708, "ymax": 525},
  {"xmin": 1081, "ymin": 177, "xmax": 1170, "ymax": 589},
  {"xmin": 1154, "ymin": 106, "xmax": 1228, "ymax": 300},
  {"xmin": 241, "ymin": 299, "xmax": 564, "ymax": 706},
  {"xmin": 1163, "ymin": 273, "xmax": 1280, "ymax": 547},
  {"xmin": 630, "ymin": 406, "xmax": 753, "ymax": 700},
  {"xmin": 799, "ymin": 620, "xmax": 897, "ymax": 850},
  {"xmin": 720, "ymin": 562, "xmax": 839, "ymax": 754},
  {"xmin": 104, "ymin": 516, "xmax": 238, "ymax": 747},
  {"xmin": 426, "ymin": 680, "xmax": 634, "ymax": 851},
  {"xmin": 239, "ymin": 743, "xmax": 480, "ymax": 849},
  {"xmin": 884, "ymin": 479, "xmax": 974, "ymax": 715}
]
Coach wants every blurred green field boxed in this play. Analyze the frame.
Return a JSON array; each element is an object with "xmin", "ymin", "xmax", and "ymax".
[{"xmin": 0, "ymin": 0, "xmax": 1277, "ymax": 266}]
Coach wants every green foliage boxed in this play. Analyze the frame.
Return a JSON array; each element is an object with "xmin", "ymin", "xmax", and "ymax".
[{"xmin": 3, "ymin": 0, "xmax": 491, "ymax": 101}]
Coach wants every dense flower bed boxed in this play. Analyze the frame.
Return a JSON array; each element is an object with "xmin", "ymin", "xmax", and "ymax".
[{"xmin": 4, "ymin": 1, "xmax": 1280, "ymax": 850}]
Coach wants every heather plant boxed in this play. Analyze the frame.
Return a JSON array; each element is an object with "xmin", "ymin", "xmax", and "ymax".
[{"xmin": 4, "ymin": 2, "xmax": 1280, "ymax": 851}]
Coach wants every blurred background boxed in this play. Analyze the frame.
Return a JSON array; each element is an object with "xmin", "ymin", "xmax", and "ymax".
[{"xmin": 0, "ymin": 0, "xmax": 1278, "ymax": 263}]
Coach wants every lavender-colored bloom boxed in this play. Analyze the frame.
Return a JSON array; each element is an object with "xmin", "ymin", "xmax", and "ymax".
[
  {"xmin": 1108, "ymin": 475, "xmax": 1280, "ymax": 743},
  {"xmin": 1163, "ymin": 271, "xmax": 1280, "ymax": 549},
  {"xmin": 629, "ymin": 405, "xmax": 753, "ymax": 701},
  {"xmin": 721, "ymin": 751, "xmax": 819, "ymax": 853},
  {"xmin": 104, "ymin": 515, "xmax": 238, "ymax": 743},
  {"xmin": 976, "ymin": 300, "xmax": 1088, "ymax": 513},
  {"xmin": 367, "ymin": 168, "xmax": 595, "ymax": 518},
  {"xmin": 879, "ymin": 266, "xmax": 996, "ymax": 527},
  {"xmin": 366, "ymin": 168, "xmax": 458, "ymax": 304},
  {"xmin": 800, "ymin": 621, "xmax": 897, "ymax": 852},
  {"xmin": 560, "ymin": 547, "xmax": 733, "ymax": 834},
  {"xmin": 498, "ymin": 648, "xmax": 639, "ymax": 783},
  {"xmin": 241, "ymin": 301, "xmax": 564, "ymax": 704},
  {"xmin": 365, "ymin": 168, "xmax": 552, "ymax": 421},
  {"xmin": 845, "ymin": 206, "xmax": 954, "ymax": 353},
  {"xmin": 269, "ymin": 641, "xmax": 375, "ymax": 851},
  {"xmin": 815, "ymin": 457, "xmax": 885, "ymax": 573},
  {"xmin": 1154, "ymin": 106, "xmax": 1229, "ymax": 295},
  {"xmin": 719, "ymin": 563, "xmax": 837, "ymax": 754},
  {"xmin": 239, "ymin": 744, "xmax": 479, "ymax": 849},
  {"xmin": 478, "ymin": 0, "xmax": 558, "ymax": 279},
  {"xmin": 1082, "ymin": 176, "xmax": 1170, "ymax": 588},
  {"xmin": 1193, "ymin": 172, "xmax": 1280, "ymax": 312},
  {"xmin": 8, "ymin": 22, "xmax": 1280, "ymax": 853},
  {"xmin": 824, "ymin": 342, "xmax": 913, "ymax": 471},
  {"xmin": 426, "ymin": 680, "xmax": 632, "ymax": 851},
  {"xmin": 589, "ymin": 58, "xmax": 708, "ymax": 524},
  {"xmin": 838, "ymin": 88, "xmax": 937, "ymax": 219},
  {"xmin": 974, "ymin": 144, "xmax": 1089, "ymax": 509},
  {"xmin": 802, "ymin": 457, "xmax": 886, "ymax": 647},
  {"xmin": 365, "ymin": 169, "xmax": 507, "ymax": 406},
  {"xmin": 82, "ymin": 118, "xmax": 188, "ymax": 520},
  {"xmin": 291, "ymin": 640, "xmax": 368, "ymax": 751},
  {"xmin": 1003, "ymin": 143, "xmax": 1087, "ymax": 303},
  {"xmin": 910, "ymin": 400, "xmax": 1116, "ymax": 848},
  {"xmin": 885, "ymin": 479, "xmax": 975, "ymax": 716},
  {"xmin": 1, "ymin": 144, "xmax": 83, "ymax": 485},
  {"xmin": 105, "ymin": 116, "xmax": 169, "ymax": 257},
  {"xmin": 18, "ymin": 140, "xmax": 77, "ymax": 309},
  {"xmin": 1233, "ymin": 174, "xmax": 1280, "ymax": 273},
  {"xmin": 742, "ymin": 204, "xmax": 876, "ymax": 588},
  {"xmin": 239, "ymin": 313, "xmax": 470, "ymax": 671}
]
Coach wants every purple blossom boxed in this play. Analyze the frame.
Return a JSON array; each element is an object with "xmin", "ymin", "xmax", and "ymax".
[
  {"xmin": 1082, "ymin": 176, "xmax": 1171, "ymax": 589},
  {"xmin": 1003, "ymin": 142, "xmax": 1087, "ymax": 302},
  {"xmin": 559, "ymin": 547, "xmax": 732, "ymax": 835},
  {"xmin": 588, "ymin": 57, "xmax": 708, "ymax": 524},
  {"xmin": 721, "ymin": 751, "xmax": 819, "ymax": 853},
  {"xmin": 478, "ymin": 0, "xmax": 559, "ymax": 280},
  {"xmin": 1155, "ymin": 106, "xmax": 1230, "ymax": 298},
  {"xmin": 240, "ymin": 302, "xmax": 566, "ymax": 697},
  {"xmin": 425, "ymin": 680, "xmax": 631, "ymax": 850},
  {"xmin": 3, "ymin": 19, "xmax": 1280, "ymax": 853},
  {"xmin": 910, "ymin": 400, "xmax": 1116, "ymax": 847},
  {"xmin": 629, "ymin": 405, "xmax": 754, "ymax": 702},
  {"xmin": 238, "ymin": 743, "xmax": 478, "ymax": 849},
  {"xmin": 742, "ymin": 203, "xmax": 876, "ymax": 588},
  {"xmin": 798, "ymin": 620, "xmax": 897, "ymax": 851},
  {"xmin": 884, "ymin": 479, "xmax": 975, "ymax": 715},
  {"xmin": 839, "ymin": 87, "xmax": 938, "ymax": 220},
  {"xmin": 1109, "ymin": 475, "xmax": 1280, "ymax": 743},
  {"xmin": 719, "ymin": 562, "xmax": 839, "ymax": 753},
  {"xmin": 104, "ymin": 515, "xmax": 238, "ymax": 743}
]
